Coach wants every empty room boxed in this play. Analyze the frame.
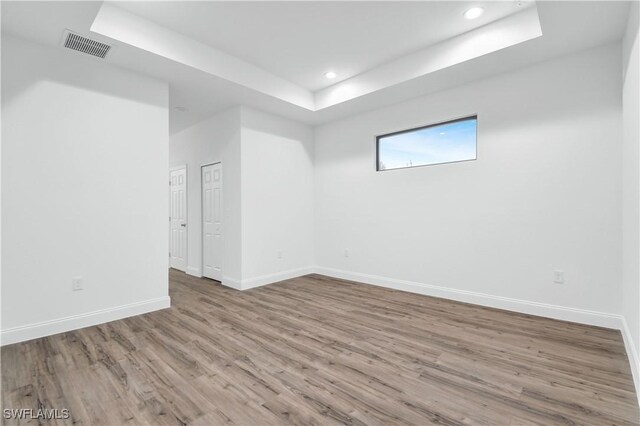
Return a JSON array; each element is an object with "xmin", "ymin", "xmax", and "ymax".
[{"xmin": 1, "ymin": 0, "xmax": 639, "ymax": 424}]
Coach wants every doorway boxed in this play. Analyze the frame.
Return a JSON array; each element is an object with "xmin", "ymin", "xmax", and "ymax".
[
  {"xmin": 169, "ymin": 166, "xmax": 187, "ymax": 271},
  {"xmin": 202, "ymin": 163, "xmax": 223, "ymax": 281}
]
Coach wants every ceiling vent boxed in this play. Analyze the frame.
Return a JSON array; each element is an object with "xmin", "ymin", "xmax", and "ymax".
[{"xmin": 62, "ymin": 31, "xmax": 112, "ymax": 59}]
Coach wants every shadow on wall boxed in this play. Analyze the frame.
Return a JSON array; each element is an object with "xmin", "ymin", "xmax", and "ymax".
[
  {"xmin": 241, "ymin": 107, "xmax": 314, "ymax": 162},
  {"xmin": 1, "ymin": 36, "xmax": 167, "ymax": 111}
]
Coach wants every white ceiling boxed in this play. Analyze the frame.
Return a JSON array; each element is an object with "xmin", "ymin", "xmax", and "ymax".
[
  {"xmin": 114, "ymin": 1, "xmax": 532, "ymax": 91},
  {"xmin": 0, "ymin": 1, "xmax": 632, "ymax": 134}
]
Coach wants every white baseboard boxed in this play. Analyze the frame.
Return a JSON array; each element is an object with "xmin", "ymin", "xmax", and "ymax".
[
  {"xmin": 0, "ymin": 296, "xmax": 171, "ymax": 346},
  {"xmin": 620, "ymin": 316, "xmax": 640, "ymax": 405},
  {"xmin": 314, "ymin": 266, "xmax": 623, "ymax": 329},
  {"xmin": 186, "ymin": 266, "xmax": 202, "ymax": 278},
  {"xmin": 222, "ymin": 275, "xmax": 242, "ymax": 290},
  {"xmin": 240, "ymin": 267, "xmax": 315, "ymax": 290},
  {"xmin": 220, "ymin": 267, "xmax": 315, "ymax": 291}
]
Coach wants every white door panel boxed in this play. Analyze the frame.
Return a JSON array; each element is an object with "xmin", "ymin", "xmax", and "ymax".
[
  {"xmin": 203, "ymin": 163, "xmax": 223, "ymax": 281},
  {"xmin": 169, "ymin": 167, "xmax": 187, "ymax": 271}
]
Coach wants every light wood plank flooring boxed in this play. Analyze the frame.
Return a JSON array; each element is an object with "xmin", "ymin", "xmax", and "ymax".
[{"xmin": 2, "ymin": 270, "xmax": 639, "ymax": 425}]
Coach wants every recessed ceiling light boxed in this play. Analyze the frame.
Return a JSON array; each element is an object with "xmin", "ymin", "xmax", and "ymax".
[
  {"xmin": 174, "ymin": 106, "xmax": 188, "ymax": 112},
  {"xmin": 324, "ymin": 71, "xmax": 337, "ymax": 79},
  {"xmin": 464, "ymin": 7, "xmax": 484, "ymax": 20}
]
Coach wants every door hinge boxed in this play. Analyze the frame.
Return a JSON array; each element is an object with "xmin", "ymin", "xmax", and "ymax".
[
  {"xmin": 169, "ymin": 180, "xmax": 171, "ymax": 186},
  {"xmin": 169, "ymin": 252, "xmax": 171, "ymax": 257}
]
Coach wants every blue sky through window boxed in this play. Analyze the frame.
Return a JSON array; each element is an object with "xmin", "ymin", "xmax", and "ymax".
[{"xmin": 378, "ymin": 118, "xmax": 477, "ymax": 170}]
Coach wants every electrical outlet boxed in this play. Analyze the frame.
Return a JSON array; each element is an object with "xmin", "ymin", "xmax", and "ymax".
[
  {"xmin": 553, "ymin": 270, "xmax": 564, "ymax": 284},
  {"xmin": 344, "ymin": 249, "xmax": 349, "ymax": 258},
  {"xmin": 72, "ymin": 276, "xmax": 83, "ymax": 291},
  {"xmin": 277, "ymin": 250, "xmax": 283, "ymax": 259}
]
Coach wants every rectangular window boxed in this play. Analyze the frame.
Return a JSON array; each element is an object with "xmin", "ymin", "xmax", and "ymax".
[{"xmin": 376, "ymin": 115, "xmax": 477, "ymax": 171}]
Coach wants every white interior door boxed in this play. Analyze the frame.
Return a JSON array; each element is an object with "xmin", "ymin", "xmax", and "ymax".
[
  {"xmin": 169, "ymin": 167, "xmax": 187, "ymax": 271},
  {"xmin": 202, "ymin": 163, "xmax": 223, "ymax": 281}
]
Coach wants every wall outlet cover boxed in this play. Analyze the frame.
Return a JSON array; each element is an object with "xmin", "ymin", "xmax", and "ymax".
[
  {"xmin": 553, "ymin": 270, "xmax": 564, "ymax": 284},
  {"xmin": 72, "ymin": 276, "xmax": 84, "ymax": 291}
]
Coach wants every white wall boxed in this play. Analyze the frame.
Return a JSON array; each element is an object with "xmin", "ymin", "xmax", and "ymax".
[
  {"xmin": 1, "ymin": 36, "xmax": 170, "ymax": 344},
  {"xmin": 169, "ymin": 106, "xmax": 314, "ymax": 289},
  {"xmin": 622, "ymin": 1, "xmax": 640, "ymax": 389},
  {"xmin": 314, "ymin": 44, "xmax": 623, "ymax": 318},
  {"xmin": 240, "ymin": 107, "xmax": 314, "ymax": 287},
  {"xmin": 169, "ymin": 107, "xmax": 242, "ymax": 282}
]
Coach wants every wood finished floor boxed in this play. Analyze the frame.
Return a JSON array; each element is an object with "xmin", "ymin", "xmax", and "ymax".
[{"xmin": 2, "ymin": 270, "xmax": 639, "ymax": 425}]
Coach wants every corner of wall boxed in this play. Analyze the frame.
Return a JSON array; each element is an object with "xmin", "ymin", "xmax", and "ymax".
[{"xmin": 622, "ymin": 0, "xmax": 640, "ymax": 402}]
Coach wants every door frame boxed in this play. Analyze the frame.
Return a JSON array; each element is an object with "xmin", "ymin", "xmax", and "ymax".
[
  {"xmin": 201, "ymin": 161, "xmax": 223, "ymax": 281},
  {"xmin": 169, "ymin": 164, "xmax": 187, "ymax": 271}
]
